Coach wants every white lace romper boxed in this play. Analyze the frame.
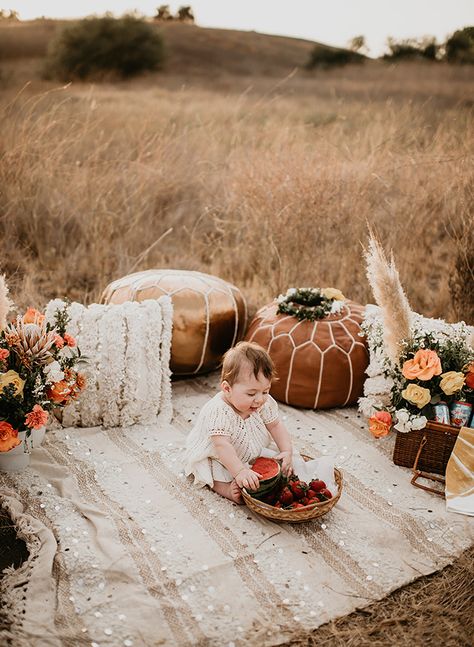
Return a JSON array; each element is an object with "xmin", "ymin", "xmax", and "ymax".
[{"xmin": 184, "ymin": 392, "xmax": 280, "ymax": 487}]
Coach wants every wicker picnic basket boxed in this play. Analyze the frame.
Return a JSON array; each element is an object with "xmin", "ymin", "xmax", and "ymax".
[
  {"xmin": 393, "ymin": 420, "xmax": 459, "ymax": 495},
  {"xmin": 242, "ymin": 467, "xmax": 343, "ymax": 523}
]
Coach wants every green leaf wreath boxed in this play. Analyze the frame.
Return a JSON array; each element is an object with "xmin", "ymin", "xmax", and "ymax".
[{"xmin": 276, "ymin": 287, "xmax": 346, "ymax": 322}]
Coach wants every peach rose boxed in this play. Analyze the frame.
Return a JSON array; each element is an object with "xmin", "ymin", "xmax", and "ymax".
[
  {"xmin": 0, "ymin": 370, "xmax": 25, "ymax": 397},
  {"xmin": 401, "ymin": 383, "xmax": 431, "ymax": 409},
  {"xmin": 25, "ymin": 404, "xmax": 48, "ymax": 430},
  {"xmin": 23, "ymin": 307, "xmax": 45, "ymax": 326},
  {"xmin": 402, "ymin": 349, "xmax": 442, "ymax": 381},
  {"xmin": 440, "ymin": 371, "xmax": 465, "ymax": 396},
  {"xmin": 47, "ymin": 380, "xmax": 72, "ymax": 405},
  {"xmin": 0, "ymin": 421, "xmax": 21, "ymax": 453},
  {"xmin": 0, "ymin": 349, "xmax": 9, "ymax": 361},
  {"xmin": 369, "ymin": 411, "xmax": 392, "ymax": 438}
]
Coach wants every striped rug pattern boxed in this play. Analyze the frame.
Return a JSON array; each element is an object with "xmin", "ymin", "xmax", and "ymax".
[{"xmin": 1, "ymin": 375, "xmax": 472, "ymax": 646}]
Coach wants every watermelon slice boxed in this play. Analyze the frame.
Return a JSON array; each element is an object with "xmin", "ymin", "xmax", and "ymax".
[{"xmin": 249, "ymin": 457, "xmax": 282, "ymax": 499}]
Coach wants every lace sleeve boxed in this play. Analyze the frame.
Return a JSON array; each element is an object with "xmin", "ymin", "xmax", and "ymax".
[
  {"xmin": 207, "ymin": 403, "xmax": 233, "ymax": 437},
  {"xmin": 260, "ymin": 395, "xmax": 279, "ymax": 425}
]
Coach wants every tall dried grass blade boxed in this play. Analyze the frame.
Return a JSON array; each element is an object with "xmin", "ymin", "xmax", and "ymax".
[
  {"xmin": 0, "ymin": 274, "xmax": 14, "ymax": 331},
  {"xmin": 365, "ymin": 235, "xmax": 412, "ymax": 364}
]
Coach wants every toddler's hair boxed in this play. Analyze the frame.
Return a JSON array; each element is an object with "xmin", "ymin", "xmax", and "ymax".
[{"xmin": 221, "ymin": 341, "xmax": 276, "ymax": 385}]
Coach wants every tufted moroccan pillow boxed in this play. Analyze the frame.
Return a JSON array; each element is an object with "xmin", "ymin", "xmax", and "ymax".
[{"xmin": 45, "ymin": 298, "xmax": 173, "ymax": 428}]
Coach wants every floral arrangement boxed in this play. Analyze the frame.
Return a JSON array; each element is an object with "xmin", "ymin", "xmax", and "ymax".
[
  {"xmin": 0, "ymin": 277, "xmax": 86, "ymax": 453},
  {"xmin": 277, "ymin": 287, "xmax": 346, "ymax": 321},
  {"xmin": 361, "ymin": 235, "xmax": 474, "ymax": 438},
  {"xmin": 364, "ymin": 321, "xmax": 474, "ymax": 437}
]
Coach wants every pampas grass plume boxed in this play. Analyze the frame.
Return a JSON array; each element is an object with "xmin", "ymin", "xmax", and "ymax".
[
  {"xmin": 365, "ymin": 234, "xmax": 412, "ymax": 364},
  {"xmin": 0, "ymin": 274, "xmax": 13, "ymax": 331}
]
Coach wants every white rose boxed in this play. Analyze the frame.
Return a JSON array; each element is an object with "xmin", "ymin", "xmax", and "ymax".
[
  {"xmin": 410, "ymin": 415, "xmax": 427, "ymax": 431},
  {"xmin": 394, "ymin": 409, "xmax": 411, "ymax": 433},
  {"xmin": 44, "ymin": 360, "xmax": 65, "ymax": 384}
]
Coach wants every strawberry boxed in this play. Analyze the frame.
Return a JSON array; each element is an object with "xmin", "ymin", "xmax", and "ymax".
[
  {"xmin": 279, "ymin": 486, "xmax": 294, "ymax": 506},
  {"xmin": 307, "ymin": 489, "xmax": 316, "ymax": 498},
  {"xmin": 289, "ymin": 480, "xmax": 307, "ymax": 500},
  {"xmin": 300, "ymin": 497, "xmax": 309, "ymax": 506},
  {"xmin": 319, "ymin": 488, "xmax": 332, "ymax": 499},
  {"xmin": 315, "ymin": 492, "xmax": 327, "ymax": 502},
  {"xmin": 291, "ymin": 502, "xmax": 304, "ymax": 509},
  {"xmin": 274, "ymin": 501, "xmax": 282, "ymax": 508},
  {"xmin": 309, "ymin": 479, "xmax": 326, "ymax": 492}
]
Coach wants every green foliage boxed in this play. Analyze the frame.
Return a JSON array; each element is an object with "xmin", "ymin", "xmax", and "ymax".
[
  {"xmin": 46, "ymin": 15, "xmax": 165, "ymax": 80},
  {"xmin": 445, "ymin": 27, "xmax": 474, "ymax": 64},
  {"xmin": 383, "ymin": 37, "xmax": 439, "ymax": 61},
  {"xmin": 307, "ymin": 45, "xmax": 364, "ymax": 69}
]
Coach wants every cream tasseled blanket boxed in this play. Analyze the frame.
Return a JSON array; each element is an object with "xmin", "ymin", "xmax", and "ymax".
[{"xmin": 1, "ymin": 375, "xmax": 473, "ymax": 646}]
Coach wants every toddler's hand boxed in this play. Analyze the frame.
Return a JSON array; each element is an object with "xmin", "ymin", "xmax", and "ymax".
[
  {"xmin": 235, "ymin": 468, "xmax": 262, "ymax": 491},
  {"xmin": 274, "ymin": 450, "xmax": 293, "ymax": 477}
]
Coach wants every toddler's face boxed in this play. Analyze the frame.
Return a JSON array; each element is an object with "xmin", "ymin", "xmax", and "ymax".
[{"xmin": 222, "ymin": 367, "xmax": 271, "ymax": 417}]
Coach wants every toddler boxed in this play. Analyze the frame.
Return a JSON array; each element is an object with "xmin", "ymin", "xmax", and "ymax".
[{"xmin": 184, "ymin": 341, "xmax": 293, "ymax": 503}]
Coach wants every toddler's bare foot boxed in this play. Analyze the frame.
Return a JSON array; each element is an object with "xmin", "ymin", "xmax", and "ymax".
[{"xmin": 212, "ymin": 480, "xmax": 244, "ymax": 504}]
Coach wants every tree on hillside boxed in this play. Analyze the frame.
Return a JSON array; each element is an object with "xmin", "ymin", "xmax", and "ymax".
[
  {"xmin": 177, "ymin": 6, "xmax": 194, "ymax": 23},
  {"xmin": 348, "ymin": 35, "xmax": 368, "ymax": 55},
  {"xmin": 383, "ymin": 36, "xmax": 439, "ymax": 61},
  {"xmin": 445, "ymin": 26, "xmax": 474, "ymax": 64},
  {"xmin": 0, "ymin": 9, "xmax": 20, "ymax": 21},
  {"xmin": 154, "ymin": 5, "xmax": 173, "ymax": 21}
]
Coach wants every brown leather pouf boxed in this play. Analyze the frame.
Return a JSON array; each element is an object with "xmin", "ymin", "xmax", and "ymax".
[
  {"xmin": 102, "ymin": 269, "xmax": 247, "ymax": 376},
  {"xmin": 245, "ymin": 300, "xmax": 368, "ymax": 409}
]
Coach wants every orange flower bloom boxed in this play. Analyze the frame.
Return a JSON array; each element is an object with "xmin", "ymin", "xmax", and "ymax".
[
  {"xmin": 75, "ymin": 372, "xmax": 86, "ymax": 392},
  {"xmin": 23, "ymin": 307, "xmax": 45, "ymax": 326},
  {"xmin": 0, "ymin": 349, "xmax": 9, "ymax": 361},
  {"xmin": 0, "ymin": 421, "xmax": 21, "ymax": 453},
  {"xmin": 466, "ymin": 371, "xmax": 474, "ymax": 390},
  {"xmin": 47, "ymin": 380, "xmax": 72, "ymax": 405},
  {"xmin": 54, "ymin": 334, "xmax": 65, "ymax": 348},
  {"xmin": 25, "ymin": 404, "xmax": 48, "ymax": 430},
  {"xmin": 63, "ymin": 333, "xmax": 76, "ymax": 348},
  {"xmin": 402, "ymin": 349, "xmax": 442, "ymax": 381},
  {"xmin": 369, "ymin": 411, "xmax": 392, "ymax": 438}
]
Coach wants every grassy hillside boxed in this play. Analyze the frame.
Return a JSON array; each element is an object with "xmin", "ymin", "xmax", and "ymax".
[
  {"xmin": 0, "ymin": 22, "xmax": 473, "ymax": 322},
  {"xmin": 0, "ymin": 19, "xmax": 341, "ymax": 76}
]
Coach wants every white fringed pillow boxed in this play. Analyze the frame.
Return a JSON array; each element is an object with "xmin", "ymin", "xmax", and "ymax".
[{"xmin": 45, "ymin": 298, "xmax": 173, "ymax": 428}]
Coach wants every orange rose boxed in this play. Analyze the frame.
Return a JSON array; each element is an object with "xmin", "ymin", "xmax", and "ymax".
[
  {"xmin": 23, "ymin": 307, "xmax": 45, "ymax": 326},
  {"xmin": 0, "ymin": 349, "xmax": 9, "ymax": 361},
  {"xmin": 369, "ymin": 411, "xmax": 392, "ymax": 438},
  {"xmin": 402, "ymin": 349, "xmax": 442, "ymax": 381},
  {"xmin": 47, "ymin": 380, "xmax": 72, "ymax": 405},
  {"xmin": 0, "ymin": 421, "xmax": 21, "ymax": 452},
  {"xmin": 466, "ymin": 371, "xmax": 474, "ymax": 390}
]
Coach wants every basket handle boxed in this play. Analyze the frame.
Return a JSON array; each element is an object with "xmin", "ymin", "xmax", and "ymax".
[{"xmin": 410, "ymin": 434, "xmax": 445, "ymax": 497}]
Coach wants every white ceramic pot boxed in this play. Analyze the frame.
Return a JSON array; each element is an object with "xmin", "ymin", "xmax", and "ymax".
[
  {"xmin": 0, "ymin": 430, "xmax": 30, "ymax": 471},
  {"xmin": 0, "ymin": 426, "xmax": 46, "ymax": 472}
]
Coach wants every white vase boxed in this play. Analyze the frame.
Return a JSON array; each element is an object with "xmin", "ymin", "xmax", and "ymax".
[{"xmin": 0, "ymin": 427, "xmax": 46, "ymax": 472}]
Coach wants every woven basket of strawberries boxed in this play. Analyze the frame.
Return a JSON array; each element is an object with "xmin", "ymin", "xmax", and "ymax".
[{"xmin": 241, "ymin": 457, "xmax": 343, "ymax": 523}]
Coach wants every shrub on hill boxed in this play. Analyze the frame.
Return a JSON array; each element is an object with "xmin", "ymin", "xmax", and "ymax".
[
  {"xmin": 45, "ymin": 15, "xmax": 165, "ymax": 80},
  {"xmin": 383, "ymin": 37, "xmax": 439, "ymax": 61},
  {"xmin": 445, "ymin": 27, "xmax": 474, "ymax": 64},
  {"xmin": 306, "ymin": 45, "xmax": 364, "ymax": 69}
]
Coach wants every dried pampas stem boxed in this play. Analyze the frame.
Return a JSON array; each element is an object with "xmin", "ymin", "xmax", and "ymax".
[
  {"xmin": 0, "ymin": 274, "xmax": 14, "ymax": 331},
  {"xmin": 365, "ymin": 234, "xmax": 412, "ymax": 364}
]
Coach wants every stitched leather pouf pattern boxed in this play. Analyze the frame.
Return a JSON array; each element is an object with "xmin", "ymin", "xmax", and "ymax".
[
  {"xmin": 245, "ymin": 300, "xmax": 369, "ymax": 409},
  {"xmin": 102, "ymin": 269, "xmax": 247, "ymax": 375}
]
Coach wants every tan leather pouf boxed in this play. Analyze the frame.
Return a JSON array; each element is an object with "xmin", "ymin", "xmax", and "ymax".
[
  {"xmin": 245, "ymin": 300, "xmax": 368, "ymax": 409},
  {"xmin": 102, "ymin": 269, "xmax": 247, "ymax": 375}
]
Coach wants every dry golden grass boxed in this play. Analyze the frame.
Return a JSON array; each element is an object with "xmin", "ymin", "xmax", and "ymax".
[{"xmin": 0, "ymin": 23, "xmax": 473, "ymax": 322}]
